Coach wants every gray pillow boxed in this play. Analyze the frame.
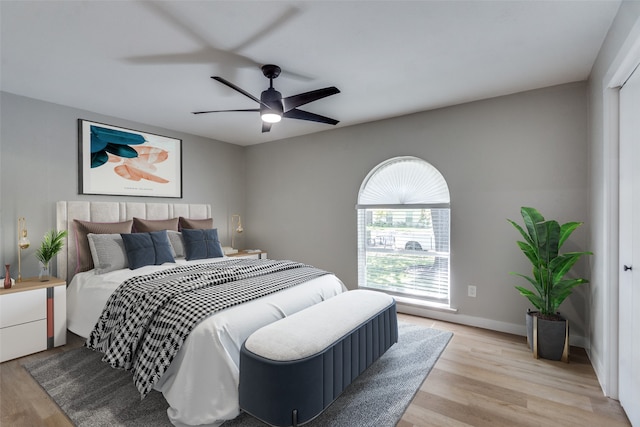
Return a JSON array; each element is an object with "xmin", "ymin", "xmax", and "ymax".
[
  {"xmin": 167, "ymin": 230, "xmax": 185, "ymax": 258},
  {"xmin": 87, "ymin": 233, "xmax": 129, "ymax": 274}
]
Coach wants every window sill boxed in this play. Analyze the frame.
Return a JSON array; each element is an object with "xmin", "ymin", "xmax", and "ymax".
[
  {"xmin": 358, "ymin": 287, "xmax": 457, "ymax": 313},
  {"xmin": 392, "ymin": 295, "xmax": 458, "ymax": 313}
]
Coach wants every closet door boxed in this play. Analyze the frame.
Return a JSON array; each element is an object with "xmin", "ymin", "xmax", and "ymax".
[{"xmin": 619, "ymin": 64, "xmax": 640, "ymax": 427}]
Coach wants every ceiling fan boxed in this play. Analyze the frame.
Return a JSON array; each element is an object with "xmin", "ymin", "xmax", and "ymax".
[{"xmin": 192, "ymin": 64, "xmax": 340, "ymax": 133}]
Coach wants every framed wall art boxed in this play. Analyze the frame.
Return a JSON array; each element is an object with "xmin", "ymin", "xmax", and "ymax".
[{"xmin": 78, "ymin": 119, "xmax": 182, "ymax": 198}]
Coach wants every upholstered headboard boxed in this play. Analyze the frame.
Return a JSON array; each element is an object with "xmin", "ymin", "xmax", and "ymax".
[{"xmin": 56, "ymin": 201, "xmax": 212, "ymax": 282}]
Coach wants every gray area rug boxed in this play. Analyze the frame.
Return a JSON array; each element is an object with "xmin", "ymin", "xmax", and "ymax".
[{"xmin": 24, "ymin": 322, "xmax": 452, "ymax": 427}]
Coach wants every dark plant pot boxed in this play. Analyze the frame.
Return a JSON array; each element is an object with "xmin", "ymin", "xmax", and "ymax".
[{"xmin": 525, "ymin": 311, "xmax": 569, "ymax": 362}]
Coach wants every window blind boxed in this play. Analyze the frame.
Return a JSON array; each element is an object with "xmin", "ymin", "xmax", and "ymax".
[{"xmin": 357, "ymin": 157, "xmax": 451, "ymax": 305}]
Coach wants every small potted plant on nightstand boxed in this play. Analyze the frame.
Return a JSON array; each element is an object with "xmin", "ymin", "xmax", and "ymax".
[
  {"xmin": 35, "ymin": 229, "xmax": 67, "ymax": 281},
  {"xmin": 507, "ymin": 207, "xmax": 592, "ymax": 361}
]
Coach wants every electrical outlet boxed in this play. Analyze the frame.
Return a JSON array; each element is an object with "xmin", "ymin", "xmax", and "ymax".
[{"xmin": 468, "ymin": 285, "xmax": 477, "ymax": 298}]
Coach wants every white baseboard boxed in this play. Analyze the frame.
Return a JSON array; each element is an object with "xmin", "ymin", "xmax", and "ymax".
[{"xmin": 397, "ymin": 302, "xmax": 588, "ymax": 349}]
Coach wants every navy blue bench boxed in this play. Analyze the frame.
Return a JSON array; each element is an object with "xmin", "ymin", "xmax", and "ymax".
[{"xmin": 239, "ymin": 289, "xmax": 398, "ymax": 427}]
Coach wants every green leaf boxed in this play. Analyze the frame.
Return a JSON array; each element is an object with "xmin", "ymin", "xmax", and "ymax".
[
  {"xmin": 550, "ymin": 252, "xmax": 590, "ymax": 284},
  {"xmin": 515, "ymin": 286, "xmax": 544, "ymax": 311},
  {"xmin": 549, "ymin": 278, "xmax": 589, "ymax": 311},
  {"xmin": 511, "ymin": 272, "xmax": 545, "ymax": 301},
  {"xmin": 521, "ymin": 207, "xmax": 545, "ymax": 247},
  {"xmin": 535, "ymin": 220, "xmax": 560, "ymax": 264},
  {"xmin": 558, "ymin": 221, "xmax": 582, "ymax": 249},
  {"xmin": 507, "ymin": 219, "xmax": 535, "ymax": 248},
  {"xmin": 35, "ymin": 230, "xmax": 68, "ymax": 265},
  {"xmin": 516, "ymin": 240, "xmax": 539, "ymax": 265}
]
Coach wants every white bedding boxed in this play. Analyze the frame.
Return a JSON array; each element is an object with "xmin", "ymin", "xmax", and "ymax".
[{"xmin": 67, "ymin": 257, "xmax": 347, "ymax": 427}]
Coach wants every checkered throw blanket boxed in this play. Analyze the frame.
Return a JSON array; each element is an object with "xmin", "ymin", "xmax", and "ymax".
[{"xmin": 86, "ymin": 258, "xmax": 330, "ymax": 397}]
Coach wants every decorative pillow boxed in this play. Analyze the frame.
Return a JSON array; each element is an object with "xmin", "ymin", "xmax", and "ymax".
[
  {"xmin": 121, "ymin": 230, "xmax": 175, "ymax": 269},
  {"xmin": 167, "ymin": 231, "xmax": 185, "ymax": 258},
  {"xmin": 133, "ymin": 217, "xmax": 179, "ymax": 233},
  {"xmin": 179, "ymin": 217, "xmax": 213, "ymax": 230},
  {"xmin": 182, "ymin": 228, "xmax": 224, "ymax": 260},
  {"xmin": 74, "ymin": 219, "xmax": 133, "ymax": 273},
  {"xmin": 87, "ymin": 233, "xmax": 128, "ymax": 274}
]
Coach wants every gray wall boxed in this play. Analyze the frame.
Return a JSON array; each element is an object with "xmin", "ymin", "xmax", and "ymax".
[
  {"xmin": 0, "ymin": 92, "xmax": 246, "ymax": 279},
  {"xmin": 587, "ymin": 1, "xmax": 640, "ymax": 398},
  {"xmin": 245, "ymin": 82, "xmax": 591, "ymax": 341},
  {"xmin": 0, "ymin": 82, "xmax": 592, "ymax": 344}
]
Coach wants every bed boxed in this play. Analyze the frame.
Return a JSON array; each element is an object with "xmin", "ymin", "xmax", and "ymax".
[{"xmin": 56, "ymin": 201, "xmax": 347, "ymax": 427}]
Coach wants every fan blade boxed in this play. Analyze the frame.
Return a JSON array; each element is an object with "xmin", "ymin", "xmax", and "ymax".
[
  {"xmin": 211, "ymin": 77, "xmax": 270, "ymax": 108},
  {"xmin": 126, "ymin": 47, "xmax": 259, "ymax": 67},
  {"xmin": 282, "ymin": 87, "xmax": 340, "ymax": 112},
  {"xmin": 131, "ymin": 2, "xmax": 255, "ymax": 84},
  {"xmin": 134, "ymin": 3, "xmax": 313, "ymax": 82},
  {"xmin": 192, "ymin": 108, "xmax": 259, "ymax": 114},
  {"xmin": 234, "ymin": 7, "xmax": 300, "ymax": 52},
  {"xmin": 262, "ymin": 122, "xmax": 272, "ymax": 133},
  {"xmin": 283, "ymin": 109, "xmax": 339, "ymax": 125}
]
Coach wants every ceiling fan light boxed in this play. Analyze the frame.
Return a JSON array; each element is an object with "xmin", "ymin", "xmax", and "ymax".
[{"xmin": 261, "ymin": 112, "xmax": 282, "ymax": 123}]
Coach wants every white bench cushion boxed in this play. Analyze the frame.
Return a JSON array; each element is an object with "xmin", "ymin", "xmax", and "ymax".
[{"xmin": 244, "ymin": 289, "xmax": 394, "ymax": 361}]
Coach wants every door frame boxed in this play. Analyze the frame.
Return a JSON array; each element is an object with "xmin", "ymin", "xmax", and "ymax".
[
  {"xmin": 617, "ymin": 58, "xmax": 639, "ymax": 425},
  {"xmin": 601, "ymin": 22, "xmax": 640, "ymax": 399}
]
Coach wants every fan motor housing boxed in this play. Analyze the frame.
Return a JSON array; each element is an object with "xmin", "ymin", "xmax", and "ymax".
[{"xmin": 261, "ymin": 88, "xmax": 283, "ymax": 114}]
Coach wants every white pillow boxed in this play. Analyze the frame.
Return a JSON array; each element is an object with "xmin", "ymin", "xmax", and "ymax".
[{"xmin": 87, "ymin": 233, "xmax": 129, "ymax": 274}]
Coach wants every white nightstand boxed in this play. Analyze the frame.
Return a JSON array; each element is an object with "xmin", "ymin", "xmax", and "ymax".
[
  {"xmin": 0, "ymin": 277, "xmax": 66, "ymax": 362},
  {"xmin": 227, "ymin": 250, "xmax": 268, "ymax": 260}
]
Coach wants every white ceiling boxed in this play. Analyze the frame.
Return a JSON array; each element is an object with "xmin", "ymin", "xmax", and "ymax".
[{"xmin": 0, "ymin": 1, "xmax": 621, "ymax": 146}]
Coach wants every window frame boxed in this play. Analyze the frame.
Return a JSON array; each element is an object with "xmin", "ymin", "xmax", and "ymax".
[{"xmin": 357, "ymin": 157, "xmax": 451, "ymax": 306}]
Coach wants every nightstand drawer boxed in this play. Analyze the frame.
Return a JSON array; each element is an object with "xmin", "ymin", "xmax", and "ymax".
[
  {"xmin": 0, "ymin": 288, "xmax": 46, "ymax": 328},
  {"xmin": 0, "ymin": 319, "xmax": 47, "ymax": 361},
  {"xmin": 0, "ymin": 278, "xmax": 66, "ymax": 362}
]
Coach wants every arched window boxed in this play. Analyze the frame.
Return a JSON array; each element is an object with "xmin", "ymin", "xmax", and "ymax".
[{"xmin": 357, "ymin": 156, "xmax": 451, "ymax": 306}]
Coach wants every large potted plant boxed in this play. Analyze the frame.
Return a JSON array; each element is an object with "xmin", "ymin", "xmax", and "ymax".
[
  {"xmin": 508, "ymin": 207, "xmax": 592, "ymax": 361},
  {"xmin": 35, "ymin": 229, "xmax": 67, "ymax": 281}
]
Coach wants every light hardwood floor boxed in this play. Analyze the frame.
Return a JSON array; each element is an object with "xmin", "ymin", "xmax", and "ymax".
[
  {"xmin": 397, "ymin": 315, "xmax": 630, "ymax": 427},
  {"xmin": 0, "ymin": 314, "xmax": 631, "ymax": 427}
]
